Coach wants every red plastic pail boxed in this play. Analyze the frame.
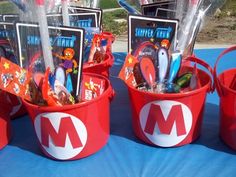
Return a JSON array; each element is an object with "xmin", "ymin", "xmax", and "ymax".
[
  {"xmin": 7, "ymin": 93, "xmax": 26, "ymax": 119},
  {"xmin": 23, "ymin": 73, "xmax": 113, "ymax": 160},
  {"xmin": 127, "ymin": 57, "xmax": 213, "ymax": 147},
  {"xmin": 0, "ymin": 91, "xmax": 12, "ymax": 150},
  {"xmin": 214, "ymin": 46, "xmax": 236, "ymax": 150},
  {"xmin": 83, "ymin": 52, "xmax": 114, "ymax": 78},
  {"xmin": 101, "ymin": 31, "xmax": 115, "ymax": 53}
]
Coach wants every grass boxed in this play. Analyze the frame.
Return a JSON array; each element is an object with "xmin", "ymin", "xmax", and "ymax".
[
  {"xmin": 0, "ymin": 1, "xmax": 18, "ymax": 14},
  {"xmin": 102, "ymin": 9, "xmax": 128, "ymax": 35},
  {"xmin": 99, "ymin": 0, "xmax": 120, "ymax": 9},
  {"xmin": 220, "ymin": 0, "xmax": 236, "ymax": 16}
]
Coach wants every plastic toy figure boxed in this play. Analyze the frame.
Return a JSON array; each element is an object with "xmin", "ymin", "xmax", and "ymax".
[{"xmin": 55, "ymin": 48, "xmax": 78, "ymax": 75}]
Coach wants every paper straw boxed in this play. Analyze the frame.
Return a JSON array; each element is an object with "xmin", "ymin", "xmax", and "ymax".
[
  {"xmin": 61, "ymin": 0, "xmax": 70, "ymax": 26},
  {"xmin": 35, "ymin": 0, "xmax": 54, "ymax": 71}
]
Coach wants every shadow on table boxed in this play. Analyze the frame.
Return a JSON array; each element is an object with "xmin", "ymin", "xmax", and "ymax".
[
  {"xmin": 109, "ymin": 78, "xmax": 236, "ymax": 155},
  {"xmin": 9, "ymin": 115, "xmax": 45, "ymax": 157},
  {"xmin": 194, "ymin": 103, "xmax": 236, "ymax": 155}
]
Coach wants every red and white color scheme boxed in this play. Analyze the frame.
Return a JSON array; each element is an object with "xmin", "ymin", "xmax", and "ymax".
[
  {"xmin": 140, "ymin": 100, "xmax": 192, "ymax": 147},
  {"xmin": 23, "ymin": 73, "xmax": 112, "ymax": 160},
  {"xmin": 34, "ymin": 112, "xmax": 87, "ymax": 160},
  {"xmin": 0, "ymin": 91, "xmax": 11, "ymax": 149},
  {"xmin": 214, "ymin": 46, "xmax": 236, "ymax": 150},
  {"xmin": 127, "ymin": 61, "xmax": 213, "ymax": 147}
]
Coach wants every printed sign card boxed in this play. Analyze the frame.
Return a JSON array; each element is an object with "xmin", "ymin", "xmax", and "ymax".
[
  {"xmin": 156, "ymin": 8, "xmax": 176, "ymax": 18},
  {"xmin": 0, "ymin": 22, "xmax": 18, "ymax": 64},
  {"xmin": 59, "ymin": 6, "xmax": 102, "ymax": 27},
  {"xmin": 0, "ymin": 57, "xmax": 31, "ymax": 101},
  {"xmin": 47, "ymin": 13, "xmax": 98, "ymax": 28},
  {"xmin": 15, "ymin": 23, "xmax": 84, "ymax": 97},
  {"xmin": 2, "ymin": 14, "xmax": 20, "ymax": 22},
  {"xmin": 128, "ymin": 15, "xmax": 178, "ymax": 57},
  {"xmin": 141, "ymin": 1, "xmax": 176, "ymax": 17},
  {"xmin": 81, "ymin": 75, "xmax": 105, "ymax": 101}
]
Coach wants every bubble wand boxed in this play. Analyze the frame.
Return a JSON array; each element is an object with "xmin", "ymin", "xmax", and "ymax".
[
  {"xmin": 175, "ymin": 0, "xmax": 187, "ymax": 22},
  {"xmin": 61, "ymin": 0, "xmax": 70, "ymax": 26},
  {"xmin": 167, "ymin": 0, "xmax": 203, "ymax": 84},
  {"xmin": 117, "ymin": 0, "xmax": 141, "ymax": 15},
  {"xmin": 177, "ymin": 0, "xmax": 203, "ymax": 52},
  {"xmin": 35, "ymin": 0, "xmax": 54, "ymax": 71}
]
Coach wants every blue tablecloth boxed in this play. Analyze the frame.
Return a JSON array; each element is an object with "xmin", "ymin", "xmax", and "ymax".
[{"xmin": 1, "ymin": 48, "xmax": 236, "ymax": 177}]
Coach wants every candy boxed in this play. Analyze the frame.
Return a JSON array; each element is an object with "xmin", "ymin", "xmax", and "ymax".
[
  {"xmin": 176, "ymin": 73, "xmax": 192, "ymax": 88},
  {"xmin": 133, "ymin": 62, "xmax": 145, "ymax": 86}
]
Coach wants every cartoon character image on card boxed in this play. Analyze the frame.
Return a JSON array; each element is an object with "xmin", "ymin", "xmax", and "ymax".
[
  {"xmin": 128, "ymin": 14, "xmax": 178, "ymax": 59},
  {"xmin": 55, "ymin": 48, "xmax": 78, "ymax": 74},
  {"xmin": 15, "ymin": 23, "xmax": 84, "ymax": 98}
]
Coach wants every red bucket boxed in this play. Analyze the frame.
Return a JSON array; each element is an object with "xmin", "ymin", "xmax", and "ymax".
[
  {"xmin": 23, "ymin": 73, "xmax": 113, "ymax": 160},
  {"xmin": 0, "ymin": 91, "xmax": 12, "ymax": 150},
  {"xmin": 214, "ymin": 46, "xmax": 236, "ymax": 150},
  {"xmin": 101, "ymin": 31, "xmax": 115, "ymax": 53},
  {"xmin": 7, "ymin": 93, "xmax": 26, "ymax": 119},
  {"xmin": 127, "ymin": 57, "xmax": 213, "ymax": 147},
  {"xmin": 83, "ymin": 52, "xmax": 114, "ymax": 78},
  {"xmin": 0, "ymin": 39, "xmax": 26, "ymax": 119}
]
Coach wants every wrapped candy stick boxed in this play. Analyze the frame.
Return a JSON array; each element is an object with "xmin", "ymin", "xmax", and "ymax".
[
  {"xmin": 61, "ymin": 0, "xmax": 70, "ymax": 26},
  {"xmin": 35, "ymin": 0, "xmax": 54, "ymax": 71},
  {"xmin": 177, "ymin": 0, "xmax": 203, "ymax": 52},
  {"xmin": 92, "ymin": 0, "xmax": 100, "ymax": 8}
]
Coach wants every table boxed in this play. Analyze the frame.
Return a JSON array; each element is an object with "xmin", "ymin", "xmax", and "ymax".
[{"xmin": 1, "ymin": 48, "xmax": 236, "ymax": 177}]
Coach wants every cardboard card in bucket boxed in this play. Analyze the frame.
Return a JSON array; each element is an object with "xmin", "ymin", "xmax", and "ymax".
[
  {"xmin": 121, "ymin": 15, "xmax": 201, "ymax": 93},
  {"xmin": 0, "ymin": 22, "xmax": 18, "ymax": 64},
  {"xmin": 14, "ymin": 22, "xmax": 85, "ymax": 105},
  {"xmin": 47, "ymin": 12, "xmax": 98, "ymax": 28},
  {"xmin": 58, "ymin": 6, "xmax": 103, "ymax": 28},
  {"xmin": 2, "ymin": 14, "xmax": 20, "ymax": 22},
  {"xmin": 141, "ymin": 0, "xmax": 176, "ymax": 17},
  {"xmin": 46, "ymin": 12, "xmax": 100, "ymax": 61},
  {"xmin": 128, "ymin": 14, "xmax": 178, "ymax": 56}
]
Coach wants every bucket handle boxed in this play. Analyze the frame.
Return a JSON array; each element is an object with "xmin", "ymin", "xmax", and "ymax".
[
  {"xmin": 213, "ymin": 45, "xmax": 236, "ymax": 97},
  {"xmin": 108, "ymin": 89, "xmax": 116, "ymax": 102},
  {"xmin": 106, "ymin": 52, "xmax": 114, "ymax": 67},
  {"xmin": 185, "ymin": 56, "xmax": 214, "ymax": 93}
]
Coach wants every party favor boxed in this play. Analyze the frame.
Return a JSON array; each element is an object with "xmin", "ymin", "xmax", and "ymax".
[
  {"xmin": 0, "ymin": 57, "xmax": 31, "ymax": 101},
  {"xmin": 47, "ymin": 12, "xmax": 98, "ymax": 28},
  {"xmin": 65, "ymin": 6, "xmax": 102, "ymax": 27},
  {"xmin": 141, "ymin": 1, "xmax": 176, "ymax": 17},
  {"xmin": 118, "ymin": 53, "xmax": 139, "ymax": 87},
  {"xmin": 128, "ymin": 14, "xmax": 178, "ymax": 57},
  {"xmin": 15, "ymin": 22, "xmax": 84, "ymax": 98}
]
